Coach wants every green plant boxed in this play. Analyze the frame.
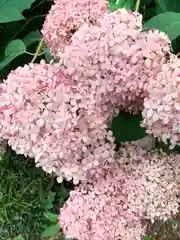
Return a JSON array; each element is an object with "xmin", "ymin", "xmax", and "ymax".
[
  {"xmin": 41, "ymin": 211, "xmax": 60, "ymax": 239},
  {"xmin": 0, "ymin": 147, "xmax": 71, "ymax": 240},
  {"xmin": 0, "ymin": 0, "xmax": 52, "ymax": 79},
  {"xmin": 40, "ymin": 187, "xmax": 70, "ymax": 239},
  {"xmin": 14, "ymin": 235, "xmax": 25, "ymax": 240}
]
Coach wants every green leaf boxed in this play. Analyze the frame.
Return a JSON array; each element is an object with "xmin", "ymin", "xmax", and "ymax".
[
  {"xmin": 0, "ymin": 0, "xmax": 36, "ymax": 23},
  {"xmin": 108, "ymin": 0, "xmax": 134, "ymax": 12},
  {"xmin": 14, "ymin": 235, "xmax": 25, "ymax": 240},
  {"xmin": 145, "ymin": 12, "xmax": 180, "ymax": 40},
  {"xmin": 143, "ymin": 237, "xmax": 150, "ymax": 240},
  {"xmin": 0, "ymin": 40, "xmax": 26, "ymax": 70},
  {"xmin": 23, "ymin": 31, "xmax": 41, "ymax": 48},
  {"xmin": 157, "ymin": 0, "xmax": 180, "ymax": 13},
  {"xmin": 167, "ymin": 219, "xmax": 180, "ymax": 225},
  {"xmin": 140, "ymin": 0, "xmax": 152, "ymax": 5},
  {"xmin": 41, "ymin": 223, "xmax": 60, "ymax": 238},
  {"xmin": 44, "ymin": 211, "xmax": 58, "ymax": 223},
  {"xmin": 110, "ymin": 112, "xmax": 146, "ymax": 142},
  {"xmin": 42, "ymin": 191, "xmax": 56, "ymax": 210},
  {"xmin": 44, "ymin": 48, "xmax": 54, "ymax": 63},
  {"xmin": 60, "ymin": 185, "xmax": 70, "ymax": 200}
]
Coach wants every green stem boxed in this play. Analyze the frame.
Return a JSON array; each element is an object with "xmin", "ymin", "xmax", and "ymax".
[
  {"xmin": 31, "ymin": 38, "xmax": 44, "ymax": 63},
  {"xmin": 25, "ymin": 51, "xmax": 44, "ymax": 56},
  {"xmin": 135, "ymin": 0, "xmax": 140, "ymax": 12}
]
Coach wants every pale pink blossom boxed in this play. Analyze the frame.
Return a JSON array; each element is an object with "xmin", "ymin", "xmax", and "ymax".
[
  {"xmin": 60, "ymin": 143, "xmax": 180, "ymax": 240},
  {"xmin": 42, "ymin": 0, "xmax": 108, "ymax": 58},
  {"xmin": 60, "ymin": 163, "xmax": 146, "ymax": 240},
  {"xmin": 0, "ymin": 61, "xmax": 115, "ymax": 183},
  {"xmin": 141, "ymin": 55, "xmax": 180, "ymax": 148},
  {"xmin": 118, "ymin": 143, "xmax": 180, "ymax": 221},
  {"xmin": 62, "ymin": 9, "xmax": 171, "ymax": 113}
]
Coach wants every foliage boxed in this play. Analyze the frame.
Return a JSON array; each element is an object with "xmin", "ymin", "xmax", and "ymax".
[
  {"xmin": 15, "ymin": 236, "xmax": 25, "ymax": 240},
  {"xmin": 0, "ymin": 40, "xmax": 26, "ymax": 70},
  {"xmin": 0, "ymin": 147, "xmax": 71, "ymax": 240},
  {"xmin": 0, "ymin": 0, "xmax": 52, "ymax": 76},
  {"xmin": 145, "ymin": 12, "xmax": 180, "ymax": 40},
  {"xmin": 41, "ymin": 223, "xmax": 60, "ymax": 238},
  {"xmin": 110, "ymin": 112, "xmax": 147, "ymax": 142},
  {"xmin": 108, "ymin": 0, "xmax": 134, "ymax": 11},
  {"xmin": 0, "ymin": 0, "xmax": 36, "ymax": 23}
]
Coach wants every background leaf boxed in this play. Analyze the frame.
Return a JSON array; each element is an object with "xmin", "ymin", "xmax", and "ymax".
[
  {"xmin": 157, "ymin": 0, "xmax": 180, "ymax": 13},
  {"xmin": 14, "ymin": 235, "xmax": 25, "ymax": 240},
  {"xmin": 108, "ymin": 0, "xmax": 134, "ymax": 12},
  {"xmin": 110, "ymin": 112, "xmax": 146, "ymax": 142},
  {"xmin": 41, "ymin": 191, "xmax": 56, "ymax": 210},
  {"xmin": 143, "ymin": 237, "xmax": 150, "ymax": 240},
  {"xmin": 0, "ymin": 39, "xmax": 26, "ymax": 70},
  {"xmin": 41, "ymin": 223, "xmax": 60, "ymax": 238},
  {"xmin": 44, "ymin": 212, "xmax": 58, "ymax": 223},
  {"xmin": 0, "ymin": 0, "xmax": 36, "ymax": 23},
  {"xmin": 44, "ymin": 48, "xmax": 54, "ymax": 63},
  {"xmin": 145, "ymin": 12, "xmax": 180, "ymax": 40},
  {"xmin": 23, "ymin": 31, "xmax": 41, "ymax": 48}
]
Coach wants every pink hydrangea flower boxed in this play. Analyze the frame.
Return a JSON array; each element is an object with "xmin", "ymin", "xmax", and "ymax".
[
  {"xmin": 60, "ymin": 143, "xmax": 180, "ymax": 240},
  {"xmin": 0, "ymin": 61, "xmax": 115, "ymax": 183},
  {"xmin": 60, "ymin": 164, "xmax": 146, "ymax": 240},
  {"xmin": 42, "ymin": 0, "xmax": 108, "ymax": 58},
  {"xmin": 62, "ymin": 9, "xmax": 171, "ymax": 113},
  {"xmin": 118, "ymin": 143, "xmax": 180, "ymax": 221},
  {"xmin": 141, "ymin": 55, "xmax": 180, "ymax": 148}
]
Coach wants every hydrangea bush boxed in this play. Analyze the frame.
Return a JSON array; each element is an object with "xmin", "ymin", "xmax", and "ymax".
[{"xmin": 0, "ymin": 0, "xmax": 180, "ymax": 239}]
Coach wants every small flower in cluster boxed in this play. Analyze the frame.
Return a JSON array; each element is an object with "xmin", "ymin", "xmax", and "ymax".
[
  {"xmin": 59, "ymin": 143, "xmax": 180, "ymax": 240},
  {"xmin": 42, "ymin": 0, "xmax": 108, "ymax": 58},
  {"xmin": 62, "ymin": 9, "xmax": 171, "ymax": 113},
  {"xmin": 60, "ymin": 163, "xmax": 146, "ymax": 240},
  {"xmin": 141, "ymin": 56, "xmax": 180, "ymax": 148},
  {"xmin": 0, "ymin": 61, "xmax": 115, "ymax": 183}
]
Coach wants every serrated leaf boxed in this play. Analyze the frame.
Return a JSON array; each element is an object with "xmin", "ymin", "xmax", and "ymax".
[
  {"xmin": 108, "ymin": 0, "xmax": 134, "ymax": 12},
  {"xmin": 23, "ymin": 31, "xmax": 41, "ymax": 48},
  {"xmin": 41, "ymin": 223, "xmax": 60, "ymax": 238},
  {"xmin": 145, "ymin": 12, "xmax": 180, "ymax": 40},
  {"xmin": 0, "ymin": 0, "xmax": 36, "ymax": 23},
  {"xmin": 110, "ymin": 112, "xmax": 147, "ymax": 142},
  {"xmin": 44, "ymin": 211, "xmax": 58, "ymax": 223},
  {"xmin": 0, "ymin": 40, "xmax": 26, "ymax": 70},
  {"xmin": 157, "ymin": 0, "xmax": 180, "ymax": 13}
]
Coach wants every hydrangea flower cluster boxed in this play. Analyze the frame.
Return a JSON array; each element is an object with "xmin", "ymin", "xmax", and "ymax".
[
  {"xmin": 117, "ymin": 143, "xmax": 180, "ymax": 221},
  {"xmin": 60, "ymin": 164, "xmax": 146, "ymax": 240},
  {"xmin": 62, "ymin": 10, "xmax": 171, "ymax": 113},
  {"xmin": 42, "ymin": 0, "xmax": 108, "ymax": 58},
  {"xmin": 0, "ymin": 60, "xmax": 115, "ymax": 183},
  {"xmin": 60, "ymin": 143, "xmax": 180, "ymax": 240},
  {"xmin": 142, "ymin": 55, "xmax": 180, "ymax": 148}
]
